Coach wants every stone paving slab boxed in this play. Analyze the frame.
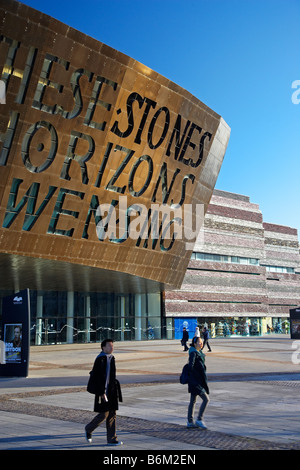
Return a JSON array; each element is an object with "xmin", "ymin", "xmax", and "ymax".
[
  {"xmin": 0, "ymin": 392, "xmax": 296, "ymax": 451},
  {"xmin": 1, "ymin": 378, "xmax": 300, "ymax": 450},
  {"xmin": 0, "ymin": 411, "xmax": 205, "ymax": 451},
  {"xmin": 7, "ymin": 380, "xmax": 300, "ymax": 445},
  {"xmin": 0, "ymin": 336, "xmax": 300, "ymax": 451}
]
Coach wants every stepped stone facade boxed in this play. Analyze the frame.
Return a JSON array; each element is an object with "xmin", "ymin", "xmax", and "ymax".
[{"xmin": 166, "ymin": 190, "xmax": 300, "ymax": 336}]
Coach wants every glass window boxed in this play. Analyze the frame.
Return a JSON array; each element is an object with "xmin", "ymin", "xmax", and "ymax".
[
  {"xmin": 263, "ymin": 265, "xmax": 295, "ymax": 273},
  {"xmin": 41, "ymin": 291, "xmax": 67, "ymax": 318}
]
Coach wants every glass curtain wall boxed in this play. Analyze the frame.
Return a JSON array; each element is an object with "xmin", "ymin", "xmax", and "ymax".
[{"xmin": 27, "ymin": 290, "xmax": 162, "ymax": 345}]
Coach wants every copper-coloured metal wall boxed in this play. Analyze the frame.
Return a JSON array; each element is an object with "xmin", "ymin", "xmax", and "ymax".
[{"xmin": 0, "ymin": 0, "xmax": 230, "ymax": 292}]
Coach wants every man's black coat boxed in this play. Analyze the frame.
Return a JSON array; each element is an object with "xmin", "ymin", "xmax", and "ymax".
[{"xmin": 92, "ymin": 353, "xmax": 122, "ymax": 413}]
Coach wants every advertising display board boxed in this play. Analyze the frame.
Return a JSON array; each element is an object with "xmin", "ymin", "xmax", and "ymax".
[
  {"xmin": 290, "ymin": 307, "xmax": 300, "ymax": 339},
  {"xmin": 174, "ymin": 317, "xmax": 198, "ymax": 340},
  {"xmin": 0, "ymin": 289, "xmax": 30, "ymax": 377}
]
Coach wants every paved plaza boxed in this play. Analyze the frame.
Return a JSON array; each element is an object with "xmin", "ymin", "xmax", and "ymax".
[{"xmin": 0, "ymin": 335, "xmax": 299, "ymax": 452}]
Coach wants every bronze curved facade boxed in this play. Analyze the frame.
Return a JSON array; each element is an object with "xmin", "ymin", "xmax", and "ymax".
[{"xmin": 0, "ymin": 0, "xmax": 230, "ymax": 294}]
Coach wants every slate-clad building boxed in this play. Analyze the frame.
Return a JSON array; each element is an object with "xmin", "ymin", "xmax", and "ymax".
[{"xmin": 166, "ymin": 190, "xmax": 300, "ymax": 338}]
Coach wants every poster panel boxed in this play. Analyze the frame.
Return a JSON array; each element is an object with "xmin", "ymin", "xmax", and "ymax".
[
  {"xmin": 4, "ymin": 323, "xmax": 22, "ymax": 363},
  {"xmin": 291, "ymin": 320, "xmax": 300, "ymax": 338},
  {"xmin": 290, "ymin": 308, "xmax": 300, "ymax": 339},
  {"xmin": 0, "ymin": 289, "xmax": 30, "ymax": 377}
]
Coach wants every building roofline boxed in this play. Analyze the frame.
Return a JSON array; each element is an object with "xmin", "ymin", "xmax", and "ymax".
[{"xmin": 213, "ymin": 189, "xmax": 250, "ymax": 203}]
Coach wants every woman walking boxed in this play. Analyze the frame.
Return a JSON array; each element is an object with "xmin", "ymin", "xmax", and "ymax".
[{"xmin": 187, "ymin": 336, "xmax": 210, "ymax": 429}]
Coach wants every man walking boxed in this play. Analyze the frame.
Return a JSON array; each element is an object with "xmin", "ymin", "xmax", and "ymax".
[
  {"xmin": 85, "ymin": 338, "xmax": 123, "ymax": 445},
  {"xmin": 181, "ymin": 327, "xmax": 189, "ymax": 351},
  {"xmin": 202, "ymin": 327, "xmax": 212, "ymax": 352}
]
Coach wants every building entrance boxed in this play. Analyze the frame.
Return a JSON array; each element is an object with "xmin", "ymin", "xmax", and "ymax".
[{"xmin": 24, "ymin": 290, "xmax": 163, "ymax": 345}]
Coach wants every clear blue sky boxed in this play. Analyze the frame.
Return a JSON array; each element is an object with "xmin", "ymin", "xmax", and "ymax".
[{"xmin": 20, "ymin": 0, "xmax": 300, "ymax": 234}]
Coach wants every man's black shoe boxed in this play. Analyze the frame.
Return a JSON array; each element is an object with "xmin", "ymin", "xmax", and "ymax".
[{"xmin": 107, "ymin": 439, "xmax": 123, "ymax": 446}]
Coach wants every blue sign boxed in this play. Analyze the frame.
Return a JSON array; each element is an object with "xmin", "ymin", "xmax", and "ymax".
[{"xmin": 174, "ymin": 317, "xmax": 198, "ymax": 340}]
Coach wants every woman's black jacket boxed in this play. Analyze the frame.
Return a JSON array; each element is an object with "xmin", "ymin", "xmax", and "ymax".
[{"xmin": 188, "ymin": 347, "xmax": 209, "ymax": 396}]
